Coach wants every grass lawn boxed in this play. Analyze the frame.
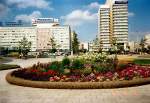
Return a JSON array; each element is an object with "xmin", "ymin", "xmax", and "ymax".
[
  {"xmin": 0, "ymin": 56, "xmax": 3, "ymax": 60},
  {"xmin": 133, "ymin": 59, "xmax": 150, "ymax": 65},
  {"xmin": 0, "ymin": 56, "xmax": 7, "ymax": 61},
  {"xmin": 0, "ymin": 64, "xmax": 20, "ymax": 71}
]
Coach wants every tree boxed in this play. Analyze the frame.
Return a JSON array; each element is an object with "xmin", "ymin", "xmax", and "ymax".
[
  {"xmin": 49, "ymin": 36, "xmax": 57, "ymax": 53},
  {"xmin": 50, "ymin": 36, "xmax": 56, "ymax": 49},
  {"xmin": 117, "ymin": 45, "xmax": 124, "ymax": 54},
  {"xmin": 147, "ymin": 45, "xmax": 150, "ymax": 54},
  {"xmin": 72, "ymin": 31, "xmax": 79, "ymax": 54},
  {"xmin": 0, "ymin": 47, "xmax": 5, "ymax": 55},
  {"xmin": 111, "ymin": 37, "xmax": 118, "ymax": 69},
  {"xmin": 18, "ymin": 37, "xmax": 31, "ymax": 58},
  {"xmin": 139, "ymin": 38, "xmax": 146, "ymax": 54},
  {"xmin": 111, "ymin": 37, "xmax": 118, "ymax": 54}
]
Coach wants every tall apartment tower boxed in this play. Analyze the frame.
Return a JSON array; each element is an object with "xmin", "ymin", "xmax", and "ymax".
[{"xmin": 98, "ymin": 0, "xmax": 128, "ymax": 51}]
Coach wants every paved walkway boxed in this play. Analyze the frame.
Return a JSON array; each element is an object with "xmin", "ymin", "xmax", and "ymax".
[
  {"xmin": 3, "ymin": 56, "xmax": 64, "ymax": 68},
  {"xmin": 0, "ymin": 57, "xmax": 150, "ymax": 103}
]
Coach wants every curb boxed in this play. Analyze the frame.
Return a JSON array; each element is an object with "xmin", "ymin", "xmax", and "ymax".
[{"xmin": 6, "ymin": 71, "xmax": 150, "ymax": 89}]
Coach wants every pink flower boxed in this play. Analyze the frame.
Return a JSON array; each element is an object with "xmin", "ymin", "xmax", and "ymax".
[{"xmin": 105, "ymin": 72, "xmax": 113, "ymax": 79}]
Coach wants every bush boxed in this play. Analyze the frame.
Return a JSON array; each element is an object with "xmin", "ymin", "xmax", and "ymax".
[
  {"xmin": 47, "ymin": 61, "xmax": 63, "ymax": 73},
  {"xmin": 118, "ymin": 64, "xmax": 127, "ymax": 70},
  {"xmin": 62, "ymin": 57, "xmax": 70, "ymax": 68},
  {"xmin": 81, "ymin": 68, "xmax": 92, "ymax": 75},
  {"xmin": 71, "ymin": 59, "xmax": 84, "ymax": 69},
  {"xmin": 93, "ymin": 63, "xmax": 113, "ymax": 73}
]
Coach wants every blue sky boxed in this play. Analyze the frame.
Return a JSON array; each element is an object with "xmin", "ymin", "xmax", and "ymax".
[{"xmin": 0, "ymin": 0, "xmax": 150, "ymax": 42}]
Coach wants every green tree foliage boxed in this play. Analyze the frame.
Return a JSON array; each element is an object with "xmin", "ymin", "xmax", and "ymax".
[
  {"xmin": 18, "ymin": 37, "xmax": 31, "ymax": 57},
  {"xmin": 50, "ymin": 36, "xmax": 56, "ymax": 49},
  {"xmin": 62, "ymin": 57, "xmax": 70, "ymax": 68},
  {"xmin": 49, "ymin": 36, "xmax": 60, "ymax": 53},
  {"xmin": 117, "ymin": 45, "xmax": 124, "ymax": 54},
  {"xmin": 140, "ymin": 38, "xmax": 146, "ymax": 53},
  {"xmin": 49, "ymin": 36, "xmax": 57, "ymax": 53},
  {"xmin": 71, "ymin": 59, "xmax": 84, "ymax": 69},
  {"xmin": 72, "ymin": 31, "xmax": 79, "ymax": 54},
  {"xmin": 0, "ymin": 47, "xmax": 8, "ymax": 55}
]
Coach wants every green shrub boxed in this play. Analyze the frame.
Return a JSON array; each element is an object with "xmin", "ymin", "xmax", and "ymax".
[
  {"xmin": 118, "ymin": 64, "xmax": 127, "ymax": 70},
  {"xmin": 93, "ymin": 63, "xmax": 112, "ymax": 73},
  {"xmin": 71, "ymin": 59, "xmax": 84, "ymax": 69},
  {"xmin": 48, "ymin": 61, "xmax": 60, "ymax": 70},
  {"xmin": 62, "ymin": 57, "xmax": 70, "ymax": 68},
  {"xmin": 81, "ymin": 68, "xmax": 92, "ymax": 75},
  {"xmin": 47, "ymin": 61, "xmax": 62, "ymax": 72}
]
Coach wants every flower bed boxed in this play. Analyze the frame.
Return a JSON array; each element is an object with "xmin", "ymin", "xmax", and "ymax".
[
  {"xmin": 6, "ymin": 53, "xmax": 150, "ymax": 89},
  {"xmin": 9, "ymin": 64, "xmax": 150, "ymax": 82}
]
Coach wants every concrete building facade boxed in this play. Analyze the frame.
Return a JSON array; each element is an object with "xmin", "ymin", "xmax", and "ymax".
[
  {"xmin": 79, "ymin": 42, "xmax": 89, "ymax": 51},
  {"xmin": 0, "ymin": 18, "xmax": 71, "ymax": 52},
  {"xmin": 98, "ymin": 0, "xmax": 128, "ymax": 51},
  {"xmin": 0, "ymin": 27, "xmax": 37, "ymax": 51},
  {"xmin": 144, "ymin": 34, "xmax": 150, "ymax": 47},
  {"xmin": 33, "ymin": 18, "xmax": 71, "ymax": 52}
]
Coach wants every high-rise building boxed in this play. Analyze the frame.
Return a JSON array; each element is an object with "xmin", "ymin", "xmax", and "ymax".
[{"xmin": 98, "ymin": 0, "xmax": 128, "ymax": 51}]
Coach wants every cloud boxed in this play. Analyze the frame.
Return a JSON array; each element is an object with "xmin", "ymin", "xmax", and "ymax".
[
  {"xmin": 0, "ymin": 4, "xmax": 9, "ymax": 17},
  {"xmin": 7, "ymin": 0, "xmax": 53, "ymax": 10},
  {"xmin": 61, "ymin": 10, "xmax": 97, "ymax": 27},
  {"xmin": 128, "ymin": 12, "xmax": 135, "ymax": 17},
  {"xmin": 87, "ymin": 2, "xmax": 100, "ymax": 9},
  {"xmin": 15, "ymin": 11, "xmax": 42, "ymax": 23}
]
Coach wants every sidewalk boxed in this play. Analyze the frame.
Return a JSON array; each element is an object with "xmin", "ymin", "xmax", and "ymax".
[
  {"xmin": 3, "ymin": 56, "xmax": 64, "ymax": 68},
  {"xmin": 0, "ymin": 56, "xmax": 150, "ymax": 103},
  {"xmin": 0, "ymin": 69, "xmax": 150, "ymax": 103}
]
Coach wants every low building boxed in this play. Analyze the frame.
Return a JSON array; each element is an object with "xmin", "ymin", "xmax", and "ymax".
[
  {"xmin": 144, "ymin": 34, "xmax": 150, "ymax": 47},
  {"xmin": 51, "ymin": 25, "xmax": 71, "ymax": 52},
  {"xmin": 0, "ymin": 27, "xmax": 37, "ymax": 51},
  {"xmin": 128, "ymin": 41, "xmax": 136, "ymax": 52},
  {"xmin": 79, "ymin": 42, "xmax": 89, "ymax": 51},
  {"xmin": 34, "ymin": 18, "xmax": 71, "ymax": 52},
  {"xmin": 0, "ymin": 18, "xmax": 72, "ymax": 52}
]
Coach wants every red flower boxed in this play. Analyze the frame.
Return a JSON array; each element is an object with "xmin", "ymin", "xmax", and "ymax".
[
  {"xmin": 31, "ymin": 69, "xmax": 38, "ymax": 73},
  {"xmin": 47, "ymin": 70, "xmax": 57, "ymax": 76}
]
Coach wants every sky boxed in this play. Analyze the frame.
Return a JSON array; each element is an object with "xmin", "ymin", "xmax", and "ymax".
[{"xmin": 0, "ymin": 0, "xmax": 150, "ymax": 42}]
